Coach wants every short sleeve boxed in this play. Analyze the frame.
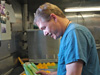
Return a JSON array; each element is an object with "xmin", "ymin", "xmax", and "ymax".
[{"xmin": 64, "ymin": 29, "xmax": 88, "ymax": 65}]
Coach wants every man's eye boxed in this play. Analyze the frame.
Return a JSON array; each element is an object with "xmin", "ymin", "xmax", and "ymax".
[{"xmin": 41, "ymin": 27, "xmax": 46, "ymax": 30}]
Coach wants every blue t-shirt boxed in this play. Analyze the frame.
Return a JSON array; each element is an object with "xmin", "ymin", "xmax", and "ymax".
[{"xmin": 57, "ymin": 23, "xmax": 100, "ymax": 75}]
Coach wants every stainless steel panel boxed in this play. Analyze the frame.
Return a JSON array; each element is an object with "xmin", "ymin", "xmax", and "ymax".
[
  {"xmin": 29, "ymin": 59, "xmax": 58, "ymax": 63},
  {"xmin": 10, "ymin": 0, "xmax": 23, "ymax": 31},
  {"xmin": 0, "ymin": 35, "xmax": 18, "ymax": 74},
  {"xmin": 0, "ymin": 32, "xmax": 20, "ymax": 74},
  {"xmin": 0, "ymin": 32, "xmax": 18, "ymax": 59},
  {"xmin": 65, "ymin": 12, "xmax": 100, "ymax": 43},
  {"xmin": 9, "ymin": 32, "xmax": 19, "ymax": 53},
  {"xmin": 0, "ymin": 40, "xmax": 10, "ymax": 59},
  {"xmin": 27, "ymin": 30, "xmax": 60, "ymax": 62},
  {"xmin": 0, "ymin": 56, "xmax": 14, "ymax": 74}
]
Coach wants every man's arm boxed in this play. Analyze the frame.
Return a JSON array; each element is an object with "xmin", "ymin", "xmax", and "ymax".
[{"xmin": 66, "ymin": 60, "xmax": 84, "ymax": 75}]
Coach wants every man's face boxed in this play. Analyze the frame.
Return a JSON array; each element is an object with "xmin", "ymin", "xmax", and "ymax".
[{"xmin": 36, "ymin": 18, "xmax": 61, "ymax": 39}]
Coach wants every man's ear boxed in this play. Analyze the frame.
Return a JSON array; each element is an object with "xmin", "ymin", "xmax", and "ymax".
[{"xmin": 50, "ymin": 13, "xmax": 57, "ymax": 22}]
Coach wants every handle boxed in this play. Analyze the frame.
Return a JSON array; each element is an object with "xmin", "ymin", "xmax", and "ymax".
[{"xmin": 18, "ymin": 57, "xmax": 24, "ymax": 65}]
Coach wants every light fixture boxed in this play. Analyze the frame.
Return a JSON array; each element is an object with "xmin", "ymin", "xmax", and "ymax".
[
  {"xmin": 64, "ymin": 6, "xmax": 100, "ymax": 12},
  {"xmin": 66, "ymin": 14, "xmax": 94, "ymax": 18}
]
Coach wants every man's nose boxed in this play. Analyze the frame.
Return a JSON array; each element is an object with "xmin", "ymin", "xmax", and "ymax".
[{"xmin": 39, "ymin": 27, "xmax": 42, "ymax": 30}]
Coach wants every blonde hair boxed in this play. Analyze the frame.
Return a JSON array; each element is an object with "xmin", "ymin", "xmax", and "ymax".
[{"xmin": 34, "ymin": 2, "xmax": 65, "ymax": 24}]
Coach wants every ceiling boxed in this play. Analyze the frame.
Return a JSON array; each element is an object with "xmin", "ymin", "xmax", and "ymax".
[{"xmin": 7, "ymin": 0, "xmax": 100, "ymax": 13}]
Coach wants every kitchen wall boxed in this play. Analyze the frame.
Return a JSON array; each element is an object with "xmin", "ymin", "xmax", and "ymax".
[
  {"xmin": 0, "ymin": 0, "xmax": 100, "ymax": 74},
  {"xmin": 0, "ymin": 0, "xmax": 23, "ymax": 74}
]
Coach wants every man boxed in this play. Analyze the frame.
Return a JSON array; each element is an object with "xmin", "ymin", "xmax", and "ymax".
[{"xmin": 34, "ymin": 2, "xmax": 100, "ymax": 75}]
